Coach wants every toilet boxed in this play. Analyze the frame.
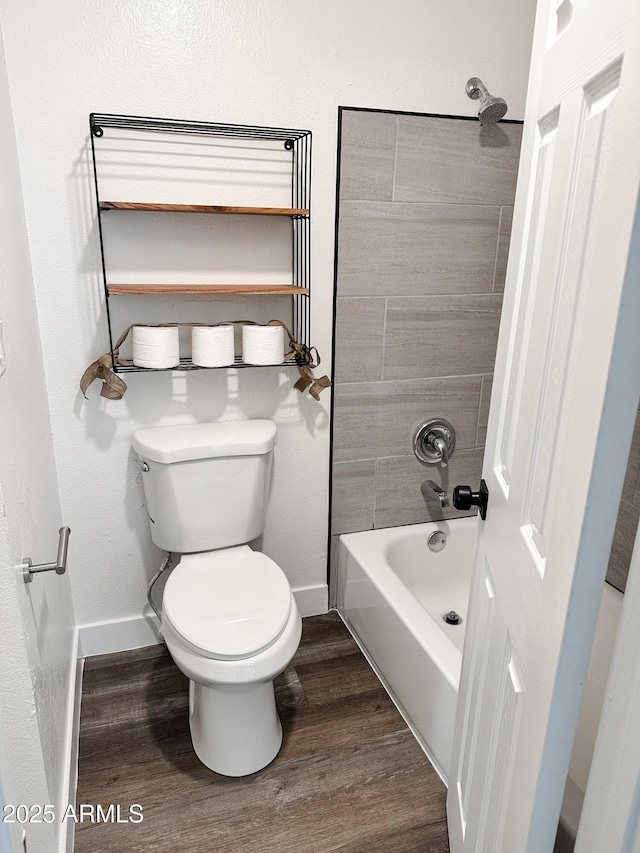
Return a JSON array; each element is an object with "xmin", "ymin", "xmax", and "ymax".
[{"xmin": 132, "ymin": 419, "xmax": 302, "ymax": 777}]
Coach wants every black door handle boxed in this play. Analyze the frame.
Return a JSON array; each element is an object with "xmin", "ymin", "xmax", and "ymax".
[{"xmin": 452, "ymin": 479, "xmax": 489, "ymax": 520}]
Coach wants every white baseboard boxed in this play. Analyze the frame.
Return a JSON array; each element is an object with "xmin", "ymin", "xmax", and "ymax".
[
  {"xmin": 79, "ymin": 611, "xmax": 162, "ymax": 658},
  {"xmin": 78, "ymin": 585, "xmax": 329, "ymax": 658},
  {"xmin": 58, "ymin": 628, "xmax": 83, "ymax": 853},
  {"xmin": 293, "ymin": 583, "xmax": 328, "ymax": 617}
]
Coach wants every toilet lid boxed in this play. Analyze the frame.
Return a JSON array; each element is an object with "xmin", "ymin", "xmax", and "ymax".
[{"xmin": 162, "ymin": 548, "xmax": 292, "ymax": 661}]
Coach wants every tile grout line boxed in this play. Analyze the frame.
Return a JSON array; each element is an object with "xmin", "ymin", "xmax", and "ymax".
[
  {"xmin": 372, "ymin": 456, "xmax": 379, "ymax": 530},
  {"xmin": 373, "ymin": 448, "xmax": 486, "ymax": 463},
  {"xmin": 343, "ymin": 291, "xmax": 498, "ymax": 300},
  {"xmin": 341, "ymin": 198, "xmax": 509, "ymax": 207},
  {"xmin": 491, "ymin": 205, "xmax": 504, "ymax": 293},
  {"xmin": 391, "ymin": 115, "xmax": 400, "ymax": 202},
  {"xmin": 475, "ymin": 374, "xmax": 485, "ymax": 448},
  {"xmin": 333, "ymin": 370, "xmax": 491, "ymax": 388},
  {"xmin": 381, "ymin": 293, "xmax": 504, "ymax": 300},
  {"xmin": 380, "ymin": 296, "xmax": 388, "ymax": 381}
]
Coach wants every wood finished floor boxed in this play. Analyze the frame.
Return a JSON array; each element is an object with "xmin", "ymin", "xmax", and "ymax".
[{"xmin": 75, "ymin": 613, "xmax": 449, "ymax": 852}]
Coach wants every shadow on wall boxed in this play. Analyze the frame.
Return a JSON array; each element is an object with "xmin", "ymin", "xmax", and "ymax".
[{"xmin": 479, "ymin": 124, "xmax": 513, "ymax": 148}]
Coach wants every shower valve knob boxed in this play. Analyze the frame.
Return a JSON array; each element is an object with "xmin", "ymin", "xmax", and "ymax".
[
  {"xmin": 452, "ymin": 480, "xmax": 489, "ymax": 520},
  {"xmin": 412, "ymin": 418, "xmax": 456, "ymax": 467}
]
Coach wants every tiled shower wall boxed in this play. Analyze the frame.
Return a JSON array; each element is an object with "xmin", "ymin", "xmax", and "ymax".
[
  {"xmin": 330, "ymin": 107, "xmax": 637, "ymax": 597},
  {"xmin": 331, "ymin": 109, "xmax": 522, "ymax": 543}
]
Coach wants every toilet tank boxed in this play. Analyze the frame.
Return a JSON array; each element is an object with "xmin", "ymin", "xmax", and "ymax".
[{"xmin": 132, "ymin": 420, "xmax": 277, "ymax": 553}]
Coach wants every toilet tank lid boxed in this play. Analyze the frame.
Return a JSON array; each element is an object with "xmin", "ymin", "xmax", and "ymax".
[{"xmin": 132, "ymin": 420, "xmax": 277, "ymax": 464}]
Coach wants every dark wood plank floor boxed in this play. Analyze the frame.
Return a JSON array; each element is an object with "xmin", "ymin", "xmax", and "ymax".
[{"xmin": 75, "ymin": 613, "xmax": 449, "ymax": 852}]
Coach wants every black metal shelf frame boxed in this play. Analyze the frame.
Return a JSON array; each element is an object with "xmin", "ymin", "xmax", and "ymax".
[
  {"xmin": 89, "ymin": 112, "xmax": 312, "ymax": 372},
  {"xmin": 115, "ymin": 356, "xmax": 295, "ymax": 374}
]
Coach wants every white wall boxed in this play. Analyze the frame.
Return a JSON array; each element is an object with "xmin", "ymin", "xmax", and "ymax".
[
  {"xmin": 560, "ymin": 583, "xmax": 624, "ymax": 838},
  {"xmin": 0, "ymin": 0, "xmax": 536, "ymax": 635},
  {"xmin": 0, "ymin": 25, "xmax": 76, "ymax": 851}
]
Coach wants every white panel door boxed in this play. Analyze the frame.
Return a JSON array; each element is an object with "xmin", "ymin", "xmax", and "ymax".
[
  {"xmin": 447, "ymin": 0, "xmax": 640, "ymax": 848},
  {"xmin": 574, "ymin": 511, "xmax": 640, "ymax": 851}
]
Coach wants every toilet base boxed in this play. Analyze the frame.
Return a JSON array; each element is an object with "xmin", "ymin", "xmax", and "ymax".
[{"xmin": 189, "ymin": 679, "xmax": 283, "ymax": 776}]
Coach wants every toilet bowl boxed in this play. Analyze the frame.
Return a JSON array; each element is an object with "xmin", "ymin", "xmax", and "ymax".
[
  {"xmin": 132, "ymin": 419, "xmax": 302, "ymax": 776},
  {"xmin": 161, "ymin": 546, "xmax": 301, "ymax": 776}
]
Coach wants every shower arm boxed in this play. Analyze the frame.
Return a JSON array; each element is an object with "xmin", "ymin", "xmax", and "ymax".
[{"xmin": 465, "ymin": 77, "xmax": 488, "ymax": 101}]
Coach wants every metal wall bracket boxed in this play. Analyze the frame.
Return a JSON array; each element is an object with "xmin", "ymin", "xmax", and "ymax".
[{"xmin": 22, "ymin": 527, "xmax": 71, "ymax": 583}]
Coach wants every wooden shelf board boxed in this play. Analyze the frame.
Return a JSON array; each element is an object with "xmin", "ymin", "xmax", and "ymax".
[
  {"xmin": 100, "ymin": 201, "xmax": 309, "ymax": 216},
  {"xmin": 107, "ymin": 283, "xmax": 309, "ymax": 296}
]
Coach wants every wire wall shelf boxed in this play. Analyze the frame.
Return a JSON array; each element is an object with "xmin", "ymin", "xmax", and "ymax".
[{"xmin": 89, "ymin": 112, "xmax": 312, "ymax": 373}]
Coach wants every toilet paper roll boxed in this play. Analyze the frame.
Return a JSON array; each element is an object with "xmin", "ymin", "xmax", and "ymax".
[
  {"xmin": 132, "ymin": 325, "xmax": 180, "ymax": 369},
  {"xmin": 241, "ymin": 324, "xmax": 285, "ymax": 365},
  {"xmin": 191, "ymin": 325, "xmax": 235, "ymax": 367}
]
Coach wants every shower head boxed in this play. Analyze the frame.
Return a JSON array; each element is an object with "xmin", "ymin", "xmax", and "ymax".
[{"xmin": 465, "ymin": 77, "xmax": 508, "ymax": 126}]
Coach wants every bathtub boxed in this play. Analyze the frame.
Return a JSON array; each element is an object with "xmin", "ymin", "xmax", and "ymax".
[{"xmin": 336, "ymin": 516, "xmax": 477, "ymax": 783}]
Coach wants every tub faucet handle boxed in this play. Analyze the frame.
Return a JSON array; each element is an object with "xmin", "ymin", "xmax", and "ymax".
[{"xmin": 431, "ymin": 436, "xmax": 449, "ymax": 467}]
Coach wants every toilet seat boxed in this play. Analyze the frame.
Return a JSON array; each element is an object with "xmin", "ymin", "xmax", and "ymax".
[{"xmin": 163, "ymin": 547, "xmax": 292, "ymax": 661}]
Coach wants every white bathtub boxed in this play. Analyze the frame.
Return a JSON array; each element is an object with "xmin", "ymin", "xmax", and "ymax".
[{"xmin": 337, "ymin": 516, "xmax": 477, "ymax": 783}]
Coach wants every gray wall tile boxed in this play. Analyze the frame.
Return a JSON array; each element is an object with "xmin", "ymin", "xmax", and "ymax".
[
  {"xmin": 605, "ymin": 405, "xmax": 640, "ymax": 593},
  {"xmin": 394, "ymin": 116, "xmax": 522, "ymax": 205},
  {"xmin": 334, "ymin": 297, "xmax": 385, "ymax": 383},
  {"xmin": 383, "ymin": 294, "xmax": 503, "ymax": 380},
  {"xmin": 476, "ymin": 374, "xmax": 494, "ymax": 447},
  {"xmin": 338, "ymin": 202, "xmax": 500, "ymax": 297},
  {"xmin": 331, "ymin": 459, "xmax": 376, "ymax": 534},
  {"xmin": 339, "ymin": 110, "xmax": 397, "ymax": 201},
  {"xmin": 374, "ymin": 449, "xmax": 484, "ymax": 528},
  {"xmin": 622, "ymin": 406, "xmax": 640, "ymax": 505},
  {"xmin": 606, "ymin": 499, "xmax": 640, "ymax": 594},
  {"xmin": 333, "ymin": 375, "xmax": 482, "ymax": 463},
  {"xmin": 331, "ymin": 109, "xmax": 522, "ymax": 542},
  {"xmin": 493, "ymin": 206, "xmax": 514, "ymax": 293}
]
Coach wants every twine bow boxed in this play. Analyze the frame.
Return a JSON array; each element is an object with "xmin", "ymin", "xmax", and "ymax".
[
  {"xmin": 80, "ymin": 320, "xmax": 331, "ymax": 401},
  {"xmin": 79, "ymin": 323, "xmax": 139, "ymax": 400},
  {"xmin": 270, "ymin": 320, "xmax": 332, "ymax": 401}
]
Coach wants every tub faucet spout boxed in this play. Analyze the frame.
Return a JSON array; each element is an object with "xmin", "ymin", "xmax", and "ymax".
[{"xmin": 421, "ymin": 480, "xmax": 449, "ymax": 508}]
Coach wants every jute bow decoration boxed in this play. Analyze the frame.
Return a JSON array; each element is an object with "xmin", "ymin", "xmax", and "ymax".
[{"xmin": 80, "ymin": 320, "xmax": 331, "ymax": 401}]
